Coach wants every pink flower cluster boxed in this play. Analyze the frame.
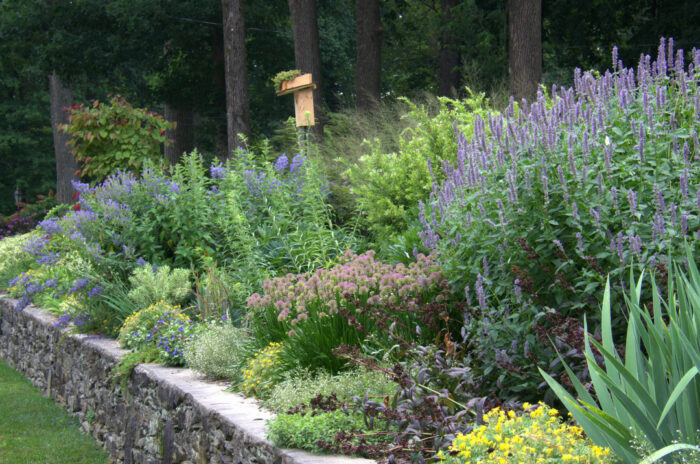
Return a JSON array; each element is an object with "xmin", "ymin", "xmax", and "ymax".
[{"xmin": 246, "ymin": 250, "xmax": 447, "ymax": 324}]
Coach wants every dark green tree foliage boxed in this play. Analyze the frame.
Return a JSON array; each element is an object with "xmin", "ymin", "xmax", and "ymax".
[
  {"xmin": 0, "ymin": 88, "xmax": 54, "ymax": 215},
  {"xmin": 0, "ymin": 2, "xmax": 55, "ymax": 215},
  {"xmin": 244, "ymin": 1, "xmax": 296, "ymax": 136},
  {"xmin": 381, "ymin": 0, "xmax": 507, "ymax": 98},
  {"xmin": 543, "ymin": 0, "xmax": 700, "ymax": 86},
  {"xmin": 318, "ymin": 0, "xmax": 356, "ymax": 110},
  {"xmin": 3, "ymin": 0, "xmax": 700, "ymax": 217}
]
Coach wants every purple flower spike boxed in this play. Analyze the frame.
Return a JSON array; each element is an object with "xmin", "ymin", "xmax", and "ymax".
[
  {"xmin": 576, "ymin": 232, "xmax": 584, "ymax": 253},
  {"xmin": 274, "ymin": 154, "xmax": 289, "ymax": 173},
  {"xmin": 616, "ymin": 233, "xmax": 625, "ymax": 263},
  {"xmin": 628, "ymin": 189, "xmax": 637, "ymax": 215},
  {"xmin": 638, "ymin": 125, "xmax": 646, "ymax": 163},
  {"xmin": 654, "ymin": 184, "xmax": 666, "ymax": 212},
  {"xmin": 209, "ymin": 165, "xmax": 227, "ymax": 179},
  {"xmin": 289, "ymin": 154, "xmax": 306, "ymax": 173},
  {"xmin": 475, "ymin": 274, "xmax": 487, "ymax": 311},
  {"xmin": 652, "ymin": 212, "xmax": 665, "ymax": 242},
  {"xmin": 681, "ymin": 170, "xmax": 689, "ymax": 200}
]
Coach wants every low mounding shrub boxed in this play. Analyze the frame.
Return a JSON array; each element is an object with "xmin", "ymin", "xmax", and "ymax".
[
  {"xmin": 60, "ymin": 95, "xmax": 172, "ymax": 180},
  {"xmin": 183, "ymin": 323, "xmax": 252, "ymax": 380},
  {"xmin": 246, "ymin": 250, "xmax": 454, "ymax": 373},
  {"xmin": 263, "ymin": 368, "xmax": 396, "ymax": 413},
  {"xmin": 0, "ymin": 195, "xmax": 61, "ymax": 240},
  {"xmin": 119, "ymin": 301, "xmax": 198, "ymax": 366},
  {"xmin": 439, "ymin": 403, "xmax": 613, "ymax": 464},
  {"xmin": 7, "ymin": 243, "xmax": 99, "ymax": 314},
  {"xmin": 542, "ymin": 252, "xmax": 700, "ymax": 464},
  {"xmin": 344, "ymin": 92, "xmax": 491, "ymax": 243},
  {"xmin": 127, "ymin": 264, "xmax": 191, "ymax": 309},
  {"xmin": 119, "ymin": 301, "xmax": 188, "ymax": 351},
  {"xmin": 0, "ymin": 213, "xmax": 39, "ymax": 240},
  {"xmin": 267, "ymin": 408, "xmax": 393, "ymax": 457}
]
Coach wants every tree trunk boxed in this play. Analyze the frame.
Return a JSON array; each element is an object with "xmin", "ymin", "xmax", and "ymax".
[
  {"xmin": 355, "ymin": 0, "xmax": 382, "ymax": 110},
  {"xmin": 221, "ymin": 0, "xmax": 251, "ymax": 157},
  {"xmin": 288, "ymin": 0, "xmax": 324, "ymax": 134},
  {"xmin": 164, "ymin": 104, "xmax": 195, "ymax": 165},
  {"xmin": 438, "ymin": 0, "xmax": 460, "ymax": 98},
  {"xmin": 507, "ymin": 0, "xmax": 541, "ymax": 102},
  {"xmin": 49, "ymin": 72, "xmax": 77, "ymax": 204}
]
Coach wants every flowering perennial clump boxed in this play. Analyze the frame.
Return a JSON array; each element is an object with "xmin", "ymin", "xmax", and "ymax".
[
  {"xmin": 118, "ymin": 301, "xmax": 197, "ymax": 366},
  {"xmin": 421, "ymin": 38, "xmax": 700, "ymax": 317},
  {"xmin": 247, "ymin": 250, "xmax": 446, "ymax": 325},
  {"xmin": 241, "ymin": 342, "xmax": 284, "ymax": 398},
  {"xmin": 119, "ymin": 302, "xmax": 188, "ymax": 349},
  {"xmin": 439, "ymin": 403, "xmax": 613, "ymax": 464},
  {"xmin": 245, "ymin": 250, "xmax": 453, "ymax": 373}
]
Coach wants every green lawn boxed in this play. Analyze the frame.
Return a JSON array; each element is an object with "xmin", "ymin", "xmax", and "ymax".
[{"xmin": 0, "ymin": 360, "xmax": 110, "ymax": 464}]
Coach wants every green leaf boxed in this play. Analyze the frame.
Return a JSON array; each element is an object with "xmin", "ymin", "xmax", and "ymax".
[
  {"xmin": 638, "ymin": 444, "xmax": 700, "ymax": 464},
  {"xmin": 656, "ymin": 366, "xmax": 699, "ymax": 429}
]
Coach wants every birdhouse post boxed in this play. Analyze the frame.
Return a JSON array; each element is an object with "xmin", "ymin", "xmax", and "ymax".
[{"xmin": 276, "ymin": 73, "xmax": 316, "ymax": 127}]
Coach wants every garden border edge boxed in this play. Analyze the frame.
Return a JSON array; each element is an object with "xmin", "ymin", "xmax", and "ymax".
[{"xmin": 0, "ymin": 297, "xmax": 374, "ymax": 464}]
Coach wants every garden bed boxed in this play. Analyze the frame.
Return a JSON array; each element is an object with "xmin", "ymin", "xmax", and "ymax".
[{"xmin": 0, "ymin": 297, "xmax": 374, "ymax": 464}]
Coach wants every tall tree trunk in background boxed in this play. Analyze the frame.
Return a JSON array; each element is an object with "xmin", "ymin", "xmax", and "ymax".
[
  {"xmin": 221, "ymin": 0, "xmax": 251, "ymax": 157},
  {"xmin": 288, "ymin": 0, "xmax": 323, "ymax": 134},
  {"xmin": 211, "ymin": 26, "xmax": 229, "ymax": 161},
  {"xmin": 49, "ymin": 72, "xmax": 77, "ymax": 204},
  {"xmin": 355, "ymin": 0, "xmax": 382, "ymax": 110},
  {"xmin": 438, "ymin": 0, "xmax": 460, "ymax": 98},
  {"xmin": 507, "ymin": 0, "xmax": 541, "ymax": 102},
  {"xmin": 164, "ymin": 104, "xmax": 195, "ymax": 165}
]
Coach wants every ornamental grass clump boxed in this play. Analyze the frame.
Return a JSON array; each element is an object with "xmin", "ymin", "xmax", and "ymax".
[
  {"xmin": 183, "ymin": 323, "xmax": 253, "ymax": 380},
  {"xmin": 246, "ymin": 250, "xmax": 454, "ymax": 372},
  {"xmin": 439, "ymin": 403, "xmax": 614, "ymax": 464}
]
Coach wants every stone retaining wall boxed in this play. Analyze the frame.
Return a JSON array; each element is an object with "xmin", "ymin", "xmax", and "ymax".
[{"xmin": 0, "ymin": 298, "xmax": 372, "ymax": 464}]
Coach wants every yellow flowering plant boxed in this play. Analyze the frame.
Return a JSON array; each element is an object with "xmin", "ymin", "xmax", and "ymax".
[
  {"xmin": 438, "ymin": 403, "xmax": 614, "ymax": 464},
  {"xmin": 240, "ymin": 342, "xmax": 285, "ymax": 398}
]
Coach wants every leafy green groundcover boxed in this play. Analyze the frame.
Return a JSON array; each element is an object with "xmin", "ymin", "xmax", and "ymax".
[{"xmin": 0, "ymin": 360, "xmax": 109, "ymax": 464}]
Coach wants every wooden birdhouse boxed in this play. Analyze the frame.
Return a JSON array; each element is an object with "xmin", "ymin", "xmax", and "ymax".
[{"xmin": 276, "ymin": 73, "xmax": 316, "ymax": 127}]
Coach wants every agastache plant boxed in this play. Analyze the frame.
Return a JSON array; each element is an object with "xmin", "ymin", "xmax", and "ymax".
[{"xmin": 419, "ymin": 37, "xmax": 700, "ymax": 319}]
